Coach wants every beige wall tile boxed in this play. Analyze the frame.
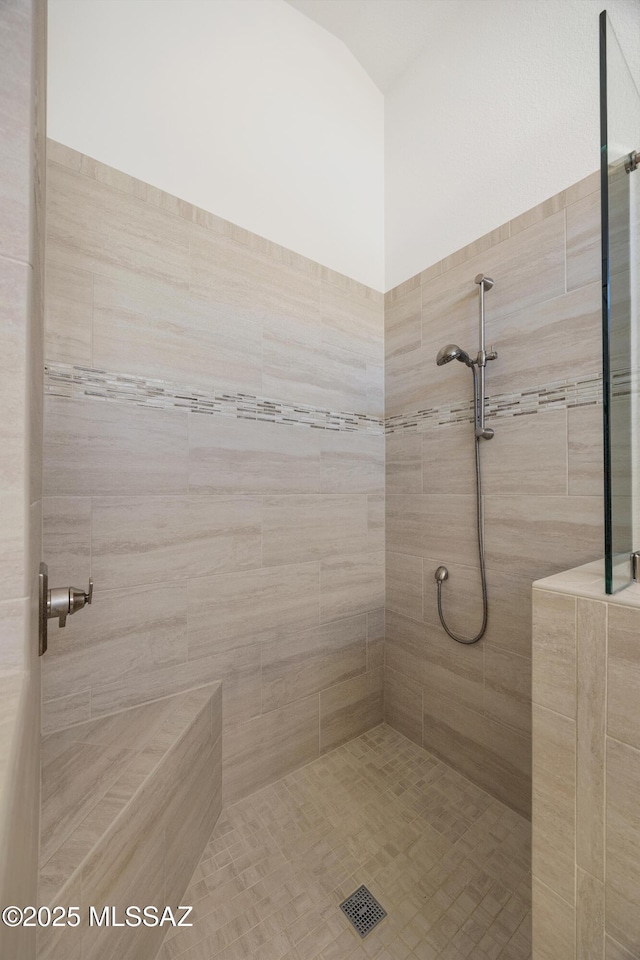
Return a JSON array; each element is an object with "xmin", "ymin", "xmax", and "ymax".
[
  {"xmin": 320, "ymin": 430, "xmax": 384, "ymax": 494},
  {"xmin": 42, "ymin": 497, "xmax": 91, "ymax": 586},
  {"xmin": 263, "ymin": 494, "xmax": 368, "ymax": 566},
  {"xmin": 384, "ymin": 666, "xmax": 422, "ymax": 746},
  {"xmin": 486, "ymin": 283, "xmax": 601, "ymax": 397},
  {"xmin": 48, "ymin": 161, "xmax": 190, "ymax": 287},
  {"xmin": 52, "ymin": 694, "xmax": 186, "ymax": 751},
  {"xmin": 320, "ymin": 278, "xmax": 383, "ymax": 362},
  {"xmin": 164, "ymin": 733, "xmax": 222, "ymax": 910},
  {"xmin": 423, "ymin": 687, "xmax": 531, "ymax": 816},
  {"xmin": 509, "ymin": 193, "xmax": 565, "ymax": 236},
  {"xmin": 188, "ymin": 414, "xmax": 322, "ymax": 495},
  {"xmin": 419, "ymin": 262, "xmax": 481, "ymax": 364},
  {"xmin": 532, "ymin": 590, "xmax": 576, "ymax": 718},
  {"xmin": 422, "ymin": 422, "xmax": 476, "ymax": 496},
  {"xmin": 223, "ymin": 695, "xmax": 319, "ymax": 803},
  {"xmin": 484, "ymin": 647, "xmax": 532, "ymax": 738},
  {"xmin": 44, "ymin": 261, "xmax": 93, "ymax": 365},
  {"xmin": 482, "ymin": 409, "xmax": 568, "ymax": 496},
  {"xmin": 91, "ymin": 496, "xmax": 262, "ymax": 588},
  {"xmin": 386, "ymin": 551, "xmax": 423, "ymax": 621},
  {"xmin": 386, "ymin": 459, "xmax": 422, "ymax": 495},
  {"xmin": 43, "ymin": 581, "xmax": 188, "ymax": 703},
  {"xmin": 386, "ymin": 609, "xmax": 483, "ymax": 714},
  {"xmin": 41, "ymin": 146, "xmax": 390, "ymax": 829},
  {"xmin": 386, "ymin": 340, "xmax": 469, "ymax": 417},
  {"xmin": 385, "ymin": 271, "xmax": 424, "ymax": 303},
  {"xmin": 566, "ymin": 191, "xmax": 601, "ymax": 290},
  {"xmin": 93, "ymin": 269, "xmax": 262, "ymax": 392},
  {"xmin": 485, "ymin": 495, "xmax": 602, "ymax": 582},
  {"xmin": 0, "ymin": 4, "xmax": 44, "ymax": 950},
  {"xmin": 91, "ymin": 644, "xmax": 259, "ymax": 726},
  {"xmin": 576, "ymin": 598, "xmax": 606, "ymax": 879},
  {"xmin": 0, "ymin": 597, "xmax": 30, "ymax": 673},
  {"xmin": 576, "ymin": 868, "xmax": 604, "ymax": 960},
  {"xmin": 42, "ymin": 692, "xmax": 91, "ymax": 736},
  {"xmin": 532, "ymin": 704, "xmax": 576, "ymax": 904},
  {"xmin": 386, "ymin": 494, "xmax": 477, "ymax": 566},
  {"xmin": 568, "ymin": 404, "xmax": 604, "ymax": 496},
  {"xmin": 320, "ymin": 667, "xmax": 383, "ymax": 752},
  {"xmin": 386, "ymin": 430, "xmax": 422, "ymax": 462},
  {"xmin": 78, "ymin": 152, "xmax": 144, "ymax": 199},
  {"xmin": 607, "ymin": 604, "xmax": 640, "ymax": 751},
  {"xmin": 606, "ymin": 737, "xmax": 640, "ymax": 954},
  {"xmin": 187, "ymin": 562, "xmax": 320, "ymax": 654},
  {"xmin": 422, "ymin": 212, "xmax": 565, "ymax": 346},
  {"xmin": 0, "ymin": 673, "xmax": 41, "ymax": 960},
  {"xmin": 47, "ymin": 139, "xmax": 82, "ymax": 171},
  {"xmin": 0, "ymin": 259, "xmax": 30, "ymax": 598},
  {"xmin": 319, "ymin": 550, "xmax": 384, "ymax": 623},
  {"xmin": 365, "ymin": 358, "xmax": 384, "ymax": 419},
  {"xmin": 263, "ymin": 329, "xmax": 368, "ymax": 414},
  {"xmin": 37, "ymin": 873, "xmax": 83, "ymax": 960},
  {"xmin": 440, "ymin": 222, "xmax": 511, "ymax": 273},
  {"xmin": 44, "ymin": 397, "xmax": 189, "ymax": 496},
  {"xmin": 78, "ymin": 774, "xmax": 167, "ymax": 958},
  {"xmin": 532, "ymin": 878, "xmax": 575, "ymax": 960},
  {"xmin": 0, "ymin": 0, "xmax": 32, "ymax": 264},
  {"xmin": 384, "ymin": 284, "xmax": 421, "ymax": 360},
  {"xmin": 262, "ymin": 615, "xmax": 367, "ymax": 712},
  {"xmin": 605, "ymin": 935, "xmax": 637, "ymax": 959},
  {"xmin": 564, "ymin": 171, "xmax": 600, "ymax": 206},
  {"xmin": 483, "ymin": 570, "xmax": 533, "ymax": 660},
  {"xmin": 40, "ymin": 733, "xmax": 135, "ymax": 866},
  {"xmin": 366, "ymin": 608, "xmax": 384, "ymax": 670},
  {"xmin": 367, "ymin": 494, "xmax": 385, "ymax": 551},
  {"xmin": 190, "ymin": 225, "xmax": 320, "ymax": 336}
]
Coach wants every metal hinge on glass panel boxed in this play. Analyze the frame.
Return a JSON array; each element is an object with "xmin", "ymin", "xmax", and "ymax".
[
  {"xmin": 632, "ymin": 552, "xmax": 640, "ymax": 583},
  {"xmin": 624, "ymin": 150, "xmax": 639, "ymax": 173},
  {"xmin": 38, "ymin": 561, "xmax": 93, "ymax": 656}
]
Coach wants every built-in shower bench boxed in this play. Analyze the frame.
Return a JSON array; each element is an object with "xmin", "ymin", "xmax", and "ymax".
[{"xmin": 37, "ymin": 684, "xmax": 222, "ymax": 960}]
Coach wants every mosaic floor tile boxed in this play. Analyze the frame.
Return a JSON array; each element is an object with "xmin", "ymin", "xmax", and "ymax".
[{"xmin": 164, "ymin": 725, "xmax": 531, "ymax": 960}]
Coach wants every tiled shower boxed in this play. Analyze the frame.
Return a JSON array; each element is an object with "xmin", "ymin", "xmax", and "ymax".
[
  {"xmin": 36, "ymin": 140, "xmax": 605, "ymax": 960},
  {"xmin": 384, "ymin": 173, "xmax": 603, "ymax": 817},
  {"xmin": 42, "ymin": 141, "xmax": 386, "ymax": 805},
  {"xmin": 2, "ymin": 2, "xmax": 640, "ymax": 960}
]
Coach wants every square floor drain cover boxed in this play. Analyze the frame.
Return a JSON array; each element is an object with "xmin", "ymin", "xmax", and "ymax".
[{"xmin": 340, "ymin": 885, "xmax": 387, "ymax": 938}]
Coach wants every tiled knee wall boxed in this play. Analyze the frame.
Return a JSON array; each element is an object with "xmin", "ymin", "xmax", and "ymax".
[
  {"xmin": 42, "ymin": 141, "xmax": 385, "ymax": 803},
  {"xmin": 532, "ymin": 581, "xmax": 640, "ymax": 959},
  {"xmin": 384, "ymin": 171, "xmax": 604, "ymax": 817}
]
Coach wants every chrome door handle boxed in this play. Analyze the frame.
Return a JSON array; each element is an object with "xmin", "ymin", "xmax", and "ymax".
[
  {"xmin": 48, "ymin": 580, "xmax": 93, "ymax": 628},
  {"xmin": 39, "ymin": 561, "xmax": 93, "ymax": 655}
]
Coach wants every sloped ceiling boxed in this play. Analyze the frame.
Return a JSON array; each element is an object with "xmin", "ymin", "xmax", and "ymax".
[{"xmin": 285, "ymin": 0, "xmax": 454, "ymax": 92}]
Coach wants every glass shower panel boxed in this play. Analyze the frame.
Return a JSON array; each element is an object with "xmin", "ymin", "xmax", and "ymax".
[{"xmin": 601, "ymin": 10, "xmax": 640, "ymax": 593}]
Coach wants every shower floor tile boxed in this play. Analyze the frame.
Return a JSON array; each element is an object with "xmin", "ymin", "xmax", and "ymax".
[{"xmin": 163, "ymin": 724, "xmax": 531, "ymax": 960}]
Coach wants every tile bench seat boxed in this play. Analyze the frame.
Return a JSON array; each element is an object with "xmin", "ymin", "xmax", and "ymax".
[{"xmin": 38, "ymin": 684, "xmax": 222, "ymax": 960}]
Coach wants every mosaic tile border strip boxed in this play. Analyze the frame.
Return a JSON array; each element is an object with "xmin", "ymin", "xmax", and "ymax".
[
  {"xmin": 45, "ymin": 362, "xmax": 632, "ymax": 437},
  {"xmin": 385, "ymin": 371, "xmax": 621, "ymax": 434},
  {"xmin": 44, "ymin": 362, "xmax": 385, "ymax": 435}
]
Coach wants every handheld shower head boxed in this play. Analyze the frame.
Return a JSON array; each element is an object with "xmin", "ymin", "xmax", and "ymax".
[{"xmin": 436, "ymin": 343, "xmax": 472, "ymax": 367}]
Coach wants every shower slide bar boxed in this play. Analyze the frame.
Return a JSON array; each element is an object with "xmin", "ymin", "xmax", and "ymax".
[{"xmin": 433, "ymin": 274, "xmax": 497, "ymax": 644}]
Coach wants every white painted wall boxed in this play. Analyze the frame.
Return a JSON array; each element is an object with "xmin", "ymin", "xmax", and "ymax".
[
  {"xmin": 385, "ymin": 0, "xmax": 640, "ymax": 290},
  {"xmin": 47, "ymin": 0, "xmax": 384, "ymax": 290}
]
